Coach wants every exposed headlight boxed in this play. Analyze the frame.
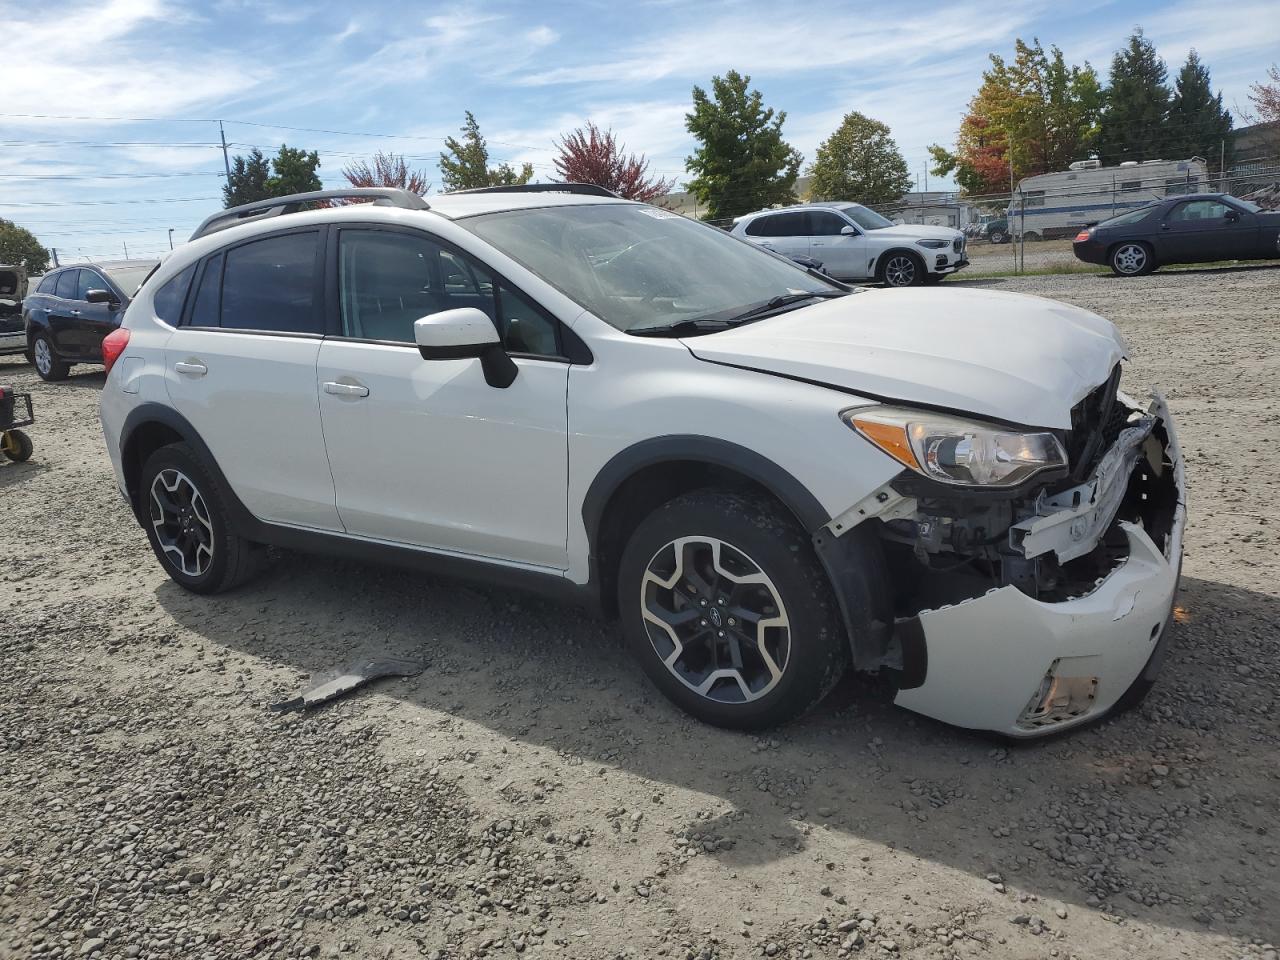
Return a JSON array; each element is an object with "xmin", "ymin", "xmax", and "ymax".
[
  {"xmin": 915, "ymin": 239, "xmax": 949, "ymax": 249},
  {"xmin": 843, "ymin": 406, "xmax": 1068, "ymax": 487}
]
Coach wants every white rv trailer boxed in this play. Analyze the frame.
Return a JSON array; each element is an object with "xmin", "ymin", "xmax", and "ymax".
[{"xmin": 1008, "ymin": 157, "xmax": 1210, "ymax": 240}]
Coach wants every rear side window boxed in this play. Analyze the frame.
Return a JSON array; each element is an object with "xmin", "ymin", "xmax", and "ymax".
[
  {"xmin": 37, "ymin": 275, "xmax": 57, "ymax": 294},
  {"xmin": 188, "ymin": 253, "xmax": 223, "ymax": 328},
  {"xmin": 152, "ymin": 264, "xmax": 196, "ymax": 325},
  {"xmin": 746, "ymin": 212, "xmax": 808, "ymax": 237},
  {"xmin": 220, "ymin": 232, "xmax": 320, "ymax": 334},
  {"xmin": 55, "ymin": 270, "xmax": 79, "ymax": 299}
]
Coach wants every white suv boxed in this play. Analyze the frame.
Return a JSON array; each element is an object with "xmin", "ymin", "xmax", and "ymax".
[
  {"xmin": 731, "ymin": 202, "xmax": 968, "ymax": 286},
  {"xmin": 99, "ymin": 185, "xmax": 1185, "ymax": 737}
]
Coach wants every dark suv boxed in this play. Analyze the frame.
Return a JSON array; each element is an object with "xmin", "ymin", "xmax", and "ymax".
[{"xmin": 22, "ymin": 260, "xmax": 157, "ymax": 380}]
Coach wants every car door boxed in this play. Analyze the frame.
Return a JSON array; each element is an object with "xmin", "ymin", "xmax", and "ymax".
[
  {"xmin": 744, "ymin": 212, "xmax": 809, "ymax": 261},
  {"xmin": 316, "ymin": 225, "xmax": 569, "ymax": 568},
  {"xmin": 164, "ymin": 228, "xmax": 342, "ymax": 531},
  {"xmin": 74, "ymin": 268, "xmax": 121, "ymax": 361},
  {"xmin": 807, "ymin": 210, "xmax": 867, "ymax": 278},
  {"xmin": 47, "ymin": 269, "xmax": 84, "ymax": 357},
  {"xmin": 1158, "ymin": 198, "xmax": 1254, "ymax": 263}
]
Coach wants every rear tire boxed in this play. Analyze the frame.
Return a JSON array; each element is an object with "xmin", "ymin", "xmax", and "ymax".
[
  {"xmin": 32, "ymin": 333, "xmax": 69, "ymax": 382},
  {"xmin": 1, "ymin": 429, "xmax": 33, "ymax": 462},
  {"xmin": 988, "ymin": 230, "xmax": 1006, "ymax": 244},
  {"xmin": 616, "ymin": 490, "xmax": 847, "ymax": 730},
  {"xmin": 139, "ymin": 442, "xmax": 263, "ymax": 594},
  {"xmin": 1109, "ymin": 241, "xmax": 1156, "ymax": 277}
]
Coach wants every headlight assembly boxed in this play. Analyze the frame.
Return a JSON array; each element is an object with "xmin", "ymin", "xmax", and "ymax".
[
  {"xmin": 843, "ymin": 406, "xmax": 1068, "ymax": 487},
  {"xmin": 915, "ymin": 239, "xmax": 950, "ymax": 249}
]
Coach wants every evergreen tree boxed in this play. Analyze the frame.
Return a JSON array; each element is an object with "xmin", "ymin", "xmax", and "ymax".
[
  {"xmin": 1168, "ymin": 50, "xmax": 1233, "ymax": 170},
  {"xmin": 222, "ymin": 148, "xmax": 272, "ymax": 207},
  {"xmin": 439, "ymin": 112, "xmax": 534, "ymax": 192},
  {"xmin": 222, "ymin": 145, "xmax": 321, "ymax": 208},
  {"xmin": 684, "ymin": 70, "xmax": 801, "ymax": 220},
  {"xmin": 1097, "ymin": 29, "xmax": 1170, "ymax": 165},
  {"xmin": 808, "ymin": 112, "xmax": 912, "ymax": 205}
]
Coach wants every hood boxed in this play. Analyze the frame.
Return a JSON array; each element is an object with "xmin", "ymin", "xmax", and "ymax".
[
  {"xmin": 683, "ymin": 288, "xmax": 1127, "ymax": 429},
  {"xmin": 873, "ymin": 224, "xmax": 962, "ymax": 241}
]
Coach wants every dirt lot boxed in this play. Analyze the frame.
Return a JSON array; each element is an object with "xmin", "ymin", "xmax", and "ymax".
[{"xmin": 2, "ymin": 265, "xmax": 1279, "ymax": 960}]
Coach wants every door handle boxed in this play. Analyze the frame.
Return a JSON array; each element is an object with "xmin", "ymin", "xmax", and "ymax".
[
  {"xmin": 323, "ymin": 381, "xmax": 370, "ymax": 398},
  {"xmin": 174, "ymin": 360, "xmax": 207, "ymax": 376},
  {"xmin": 812, "ymin": 241, "xmax": 825, "ymax": 247},
  {"xmin": 70, "ymin": 309, "xmax": 82, "ymax": 315}
]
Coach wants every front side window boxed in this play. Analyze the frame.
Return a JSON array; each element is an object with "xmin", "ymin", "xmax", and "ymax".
[
  {"xmin": 337, "ymin": 229, "xmax": 560, "ymax": 356},
  {"xmin": 461, "ymin": 203, "xmax": 841, "ymax": 333},
  {"xmin": 220, "ymin": 232, "xmax": 320, "ymax": 334},
  {"xmin": 1169, "ymin": 200, "xmax": 1230, "ymax": 222},
  {"xmin": 54, "ymin": 270, "xmax": 79, "ymax": 300},
  {"xmin": 76, "ymin": 270, "xmax": 107, "ymax": 300},
  {"xmin": 809, "ymin": 211, "xmax": 850, "ymax": 236}
]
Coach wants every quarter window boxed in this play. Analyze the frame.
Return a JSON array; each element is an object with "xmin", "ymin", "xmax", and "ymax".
[
  {"xmin": 37, "ymin": 274, "xmax": 57, "ymax": 294},
  {"xmin": 54, "ymin": 270, "xmax": 79, "ymax": 299},
  {"xmin": 153, "ymin": 264, "xmax": 196, "ymax": 325},
  {"xmin": 188, "ymin": 253, "xmax": 223, "ymax": 328},
  {"xmin": 220, "ymin": 232, "xmax": 321, "ymax": 334}
]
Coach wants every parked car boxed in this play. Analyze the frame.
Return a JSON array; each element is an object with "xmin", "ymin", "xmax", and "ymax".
[
  {"xmin": 1073, "ymin": 194, "xmax": 1280, "ymax": 276},
  {"xmin": 100, "ymin": 185, "xmax": 1184, "ymax": 738},
  {"xmin": 0, "ymin": 264, "xmax": 28, "ymax": 357},
  {"xmin": 730, "ymin": 202, "xmax": 967, "ymax": 287},
  {"xmin": 22, "ymin": 259, "xmax": 158, "ymax": 380},
  {"xmin": 982, "ymin": 218, "xmax": 1011, "ymax": 244}
]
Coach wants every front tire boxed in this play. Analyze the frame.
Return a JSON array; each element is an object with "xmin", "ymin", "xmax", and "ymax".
[
  {"xmin": 988, "ymin": 230, "xmax": 1006, "ymax": 244},
  {"xmin": 617, "ymin": 490, "xmax": 847, "ymax": 730},
  {"xmin": 32, "ymin": 333, "xmax": 69, "ymax": 381},
  {"xmin": 140, "ymin": 442, "xmax": 262, "ymax": 594},
  {"xmin": 1109, "ymin": 242, "xmax": 1155, "ymax": 277},
  {"xmin": 879, "ymin": 252, "xmax": 924, "ymax": 288}
]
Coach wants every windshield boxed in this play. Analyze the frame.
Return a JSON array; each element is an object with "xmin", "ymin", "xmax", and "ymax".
[
  {"xmin": 840, "ymin": 204, "xmax": 895, "ymax": 230},
  {"xmin": 102, "ymin": 263, "xmax": 158, "ymax": 296},
  {"xmin": 460, "ymin": 204, "xmax": 842, "ymax": 333},
  {"xmin": 1231, "ymin": 198, "xmax": 1262, "ymax": 213}
]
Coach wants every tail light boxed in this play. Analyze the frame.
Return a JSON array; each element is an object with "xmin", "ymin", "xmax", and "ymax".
[
  {"xmin": 102, "ymin": 327, "xmax": 131, "ymax": 374},
  {"xmin": 1073, "ymin": 230, "xmax": 1091, "ymax": 242}
]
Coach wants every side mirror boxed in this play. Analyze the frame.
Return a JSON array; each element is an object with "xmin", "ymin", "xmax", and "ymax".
[
  {"xmin": 840, "ymin": 225, "xmax": 857, "ymax": 236},
  {"xmin": 1224, "ymin": 209, "xmax": 1240, "ymax": 222},
  {"xmin": 414, "ymin": 307, "xmax": 517, "ymax": 389},
  {"xmin": 85, "ymin": 288, "xmax": 119, "ymax": 307}
]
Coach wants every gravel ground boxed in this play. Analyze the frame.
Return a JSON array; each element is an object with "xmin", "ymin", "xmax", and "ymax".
[{"xmin": 2, "ymin": 265, "xmax": 1278, "ymax": 960}]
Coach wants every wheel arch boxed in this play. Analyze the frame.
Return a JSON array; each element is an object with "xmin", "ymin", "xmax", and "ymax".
[
  {"xmin": 871, "ymin": 246, "xmax": 926, "ymax": 280},
  {"xmin": 582, "ymin": 437, "xmax": 830, "ymax": 618},
  {"xmin": 119, "ymin": 403, "xmax": 257, "ymax": 532}
]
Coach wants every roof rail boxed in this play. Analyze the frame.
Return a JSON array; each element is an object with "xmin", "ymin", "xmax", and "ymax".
[
  {"xmin": 190, "ymin": 188, "xmax": 430, "ymax": 241},
  {"xmin": 450, "ymin": 182, "xmax": 621, "ymax": 199}
]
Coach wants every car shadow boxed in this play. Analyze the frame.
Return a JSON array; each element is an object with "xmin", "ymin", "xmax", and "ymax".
[
  {"xmin": 154, "ymin": 554, "xmax": 1279, "ymax": 939},
  {"xmin": 0, "ymin": 458, "xmax": 50, "ymax": 488},
  {"xmin": 1100, "ymin": 262, "xmax": 1280, "ymax": 279}
]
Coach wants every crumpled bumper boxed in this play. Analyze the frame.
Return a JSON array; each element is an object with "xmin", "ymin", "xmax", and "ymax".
[{"xmin": 892, "ymin": 393, "xmax": 1186, "ymax": 737}]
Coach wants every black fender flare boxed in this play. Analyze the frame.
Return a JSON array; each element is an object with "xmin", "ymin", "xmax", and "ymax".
[
  {"xmin": 581, "ymin": 435, "xmax": 830, "ymax": 557},
  {"xmin": 119, "ymin": 402, "xmax": 260, "ymax": 535}
]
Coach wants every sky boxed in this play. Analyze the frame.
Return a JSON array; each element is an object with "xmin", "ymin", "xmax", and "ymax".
[{"xmin": 1, "ymin": 0, "xmax": 1276, "ymax": 265}]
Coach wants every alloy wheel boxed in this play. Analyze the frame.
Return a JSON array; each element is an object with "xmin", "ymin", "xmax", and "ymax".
[
  {"xmin": 149, "ymin": 468, "xmax": 215, "ymax": 577},
  {"xmin": 33, "ymin": 338, "xmax": 52, "ymax": 376},
  {"xmin": 1113, "ymin": 244, "xmax": 1147, "ymax": 275},
  {"xmin": 884, "ymin": 255, "xmax": 917, "ymax": 287},
  {"xmin": 640, "ymin": 536, "xmax": 791, "ymax": 704}
]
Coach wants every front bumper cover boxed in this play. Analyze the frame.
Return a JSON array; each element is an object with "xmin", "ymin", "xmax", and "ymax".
[{"xmin": 890, "ymin": 392, "xmax": 1186, "ymax": 737}]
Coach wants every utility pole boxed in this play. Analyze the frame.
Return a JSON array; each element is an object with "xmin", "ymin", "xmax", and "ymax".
[
  {"xmin": 923, "ymin": 163, "xmax": 928, "ymax": 194},
  {"xmin": 51, "ymin": 248, "xmax": 59, "ymax": 267},
  {"xmin": 168, "ymin": 228, "xmax": 175, "ymax": 251},
  {"xmin": 219, "ymin": 120, "xmax": 232, "ymax": 180},
  {"xmin": 123, "ymin": 240, "xmax": 129, "ymax": 258},
  {"xmin": 1009, "ymin": 155, "xmax": 1016, "ymax": 272}
]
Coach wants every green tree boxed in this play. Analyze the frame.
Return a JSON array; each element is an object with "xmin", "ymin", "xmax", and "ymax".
[
  {"xmin": 808, "ymin": 112, "xmax": 912, "ymax": 205},
  {"xmin": 0, "ymin": 219, "xmax": 50, "ymax": 274},
  {"xmin": 267, "ymin": 145, "xmax": 322, "ymax": 195},
  {"xmin": 222, "ymin": 147, "xmax": 272, "ymax": 207},
  {"xmin": 929, "ymin": 39, "xmax": 1101, "ymax": 195},
  {"xmin": 438, "ymin": 111, "xmax": 534, "ymax": 192},
  {"xmin": 684, "ymin": 70, "xmax": 801, "ymax": 219},
  {"xmin": 1167, "ymin": 50, "xmax": 1233, "ymax": 170},
  {"xmin": 222, "ymin": 144, "xmax": 321, "ymax": 207},
  {"xmin": 1097, "ymin": 29, "xmax": 1171, "ymax": 165}
]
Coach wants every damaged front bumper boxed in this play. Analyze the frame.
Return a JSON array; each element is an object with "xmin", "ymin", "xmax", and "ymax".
[{"xmin": 887, "ymin": 392, "xmax": 1186, "ymax": 737}]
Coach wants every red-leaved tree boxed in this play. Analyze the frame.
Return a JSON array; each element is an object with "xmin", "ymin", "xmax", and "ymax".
[
  {"xmin": 342, "ymin": 151, "xmax": 431, "ymax": 194},
  {"xmin": 553, "ymin": 123, "xmax": 675, "ymax": 202}
]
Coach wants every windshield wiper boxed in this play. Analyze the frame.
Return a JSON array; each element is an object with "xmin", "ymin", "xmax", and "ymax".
[
  {"xmin": 628, "ymin": 291, "xmax": 847, "ymax": 338},
  {"xmin": 629, "ymin": 318, "xmax": 738, "ymax": 338},
  {"xmin": 722, "ymin": 290, "xmax": 846, "ymax": 324}
]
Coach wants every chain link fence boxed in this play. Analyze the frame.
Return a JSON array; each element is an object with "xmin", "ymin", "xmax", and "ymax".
[{"xmin": 695, "ymin": 154, "xmax": 1280, "ymax": 277}]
